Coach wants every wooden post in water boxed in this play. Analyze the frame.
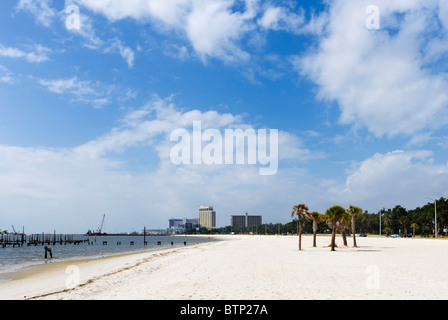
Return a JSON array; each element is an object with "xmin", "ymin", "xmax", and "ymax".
[
  {"xmin": 144, "ymin": 226, "xmax": 147, "ymax": 245},
  {"xmin": 44, "ymin": 246, "xmax": 52, "ymax": 259}
]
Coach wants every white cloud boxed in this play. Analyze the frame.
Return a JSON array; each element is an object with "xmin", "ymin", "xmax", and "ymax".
[
  {"xmin": 438, "ymin": 0, "xmax": 448, "ymax": 30},
  {"xmin": 105, "ymin": 40, "xmax": 135, "ymax": 68},
  {"xmin": 296, "ymin": 0, "xmax": 448, "ymax": 138},
  {"xmin": 71, "ymin": 0, "xmax": 307, "ymax": 62},
  {"xmin": 75, "ymin": 95, "xmax": 309, "ymax": 160},
  {"xmin": 437, "ymin": 136, "xmax": 448, "ymax": 149},
  {"xmin": 184, "ymin": 0, "xmax": 255, "ymax": 62},
  {"xmin": 60, "ymin": 3, "xmax": 137, "ymax": 67},
  {"xmin": 64, "ymin": 9, "xmax": 105, "ymax": 49},
  {"xmin": 37, "ymin": 76, "xmax": 122, "ymax": 109},
  {"xmin": 16, "ymin": 0, "xmax": 56, "ymax": 27},
  {"xmin": 119, "ymin": 46, "xmax": 135, "ymax": 68},
  {"xmin": 92, "ymin": 98, "xmax": 109, "ymax": 109},
  {"xmin": 0, "ymin": 66, "xmax": 13, "ymax": 83},
  {"xmin": 37, "ymin": 75, "xmax": 138, "ymax": 109},
  {"xmin": 0, "ymin": 44, "xmax": 50, "ymax": 63},
  {"xmin": 0, "ymin": 96, "xmax": 318, "ymax": 232},
  {"xmin": 258, "ymin": 5, "xmax": 305, "ymax": 33},
  {"xmin": 405, "ymin": 132, "xmax": 434, "ymax": 148},
  {"xmin": 299, "ymin": 9, "xmax": 329, "ymax": 36},
  {"xmin": 329, "ymin": 150, "xmax": 448, "ymax": 210},
  {"xmin": 163, "ymin": 44, "xmax": 191, "ymax": 61},
  {"xmin": 39, "ymin": 77, "xmax": 95, "ymax": 95},
  {"xmin": 17, "ymin": 0, "xmax": 133, "ymax": 66}
]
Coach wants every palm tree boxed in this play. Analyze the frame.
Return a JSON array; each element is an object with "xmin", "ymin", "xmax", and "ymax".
[
  {"xmin": 325, "ymin": 205, "xmax": 346, "ymax": 251},
  {"xmin": 384, "ymin": 214, "xmax": 393, "ymax": 233},
  {"xmin": 347, "ymin": 205, "xmax": 363, "ymax": 247},
  {"xmin": 309, "ymin": 212, "xmax": 325, "ymax": 247},
  {"xmin": 399, "ymin": 216, "xmax": 410, "ymax": 236},
  {"xmin": 410, "ymin": 223, "xmax": 419, "ymax": 238},
  {"xmin": 339, "ymin": 213, "xmax": 350, "ymax": 246},
  {"xmin": 291, "ymin": 204, "xmax": 309, "ymax": 251}
]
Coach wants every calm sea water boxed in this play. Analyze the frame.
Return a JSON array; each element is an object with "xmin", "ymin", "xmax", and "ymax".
[{"xmin": 0, "ymin": 235, "xmax": 217, "ymax": 278}]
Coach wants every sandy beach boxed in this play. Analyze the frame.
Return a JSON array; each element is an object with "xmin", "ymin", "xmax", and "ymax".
[{"xmin": 1, "ymin": 234, "xmax": 448, "ymax": 300}]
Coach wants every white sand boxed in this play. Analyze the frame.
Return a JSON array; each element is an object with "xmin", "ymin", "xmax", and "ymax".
[{"xmin": 1, "ymin": 234, "xmax": 448, "ymax": 300}]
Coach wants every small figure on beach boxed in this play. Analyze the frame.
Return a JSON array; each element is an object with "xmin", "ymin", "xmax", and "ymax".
[{"xmin": 44, "ymin": 246, "xmax": 53, "ymax": 259}]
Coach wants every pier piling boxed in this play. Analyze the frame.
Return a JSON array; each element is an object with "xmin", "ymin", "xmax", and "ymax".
[
  {"xmin": 1, "ymin": 233, "xmax": 88, "ymax": 248},
  {"xmin": 44, "ymin": 246, "xmax": 53, "ymax": 259}
]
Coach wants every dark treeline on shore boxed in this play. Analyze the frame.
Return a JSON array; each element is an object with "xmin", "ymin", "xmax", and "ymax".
[{"xmin": 187, "ymin": 197, "xmax": 448, "ymax": 237}]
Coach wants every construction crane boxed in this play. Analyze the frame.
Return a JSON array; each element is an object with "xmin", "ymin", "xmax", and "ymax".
[
  {"xmin": 11, "ymin": 225, "xmax": 16, "ymax": 234},
  {"xmin": 99, "ymin": 214, "xmax": 106, "ymax": 234},
  {"xmin": 86, "ymin": 214, "xmax": 106, "ymax": 236},
  {"xmin": 93, "ymin": 214, "xmax": 106, "ymax": 235}
]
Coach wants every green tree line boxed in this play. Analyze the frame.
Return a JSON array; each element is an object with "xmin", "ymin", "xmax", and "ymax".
[{"xmin": 187, "ymin": 197, "xmax": 448, "ymax": 238}]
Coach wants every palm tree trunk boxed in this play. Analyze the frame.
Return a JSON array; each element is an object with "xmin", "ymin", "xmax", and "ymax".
[
  {"xmin": 352, "ymin": 215, "xmax": 358, "ymax": 247},
  {"xmin": 313, "ymin": 221, "xmax": 317, "ymax": 247},
  {"xmin": 331, "ymin": 227, "xmax": 336, "ymax": 251},
  {"xmin": 342, "ymin": 231, "xmax": 347, "ymax": 246},
  {"xmin": 298, "ymin": 220, "xmax": 302, "ymax": 251}
]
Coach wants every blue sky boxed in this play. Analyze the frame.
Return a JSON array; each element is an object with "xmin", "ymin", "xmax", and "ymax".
[{"xmin": 1, "ymin": 0, "xmax": 448, "ymax": 233}]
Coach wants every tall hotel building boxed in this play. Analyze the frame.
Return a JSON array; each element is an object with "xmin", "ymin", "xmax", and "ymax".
[
  {"xmin": 199, "ymin": 206, "xmax": 216, "ymax": 229},
  {"xmin": 231, "ymin": 213, "xmax": 262, "ymax": 227}
]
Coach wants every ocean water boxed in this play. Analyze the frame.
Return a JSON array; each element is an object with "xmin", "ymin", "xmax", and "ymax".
[{"xmin": 0, "ymin": 235, "xmax": 217, "ymax": 278}]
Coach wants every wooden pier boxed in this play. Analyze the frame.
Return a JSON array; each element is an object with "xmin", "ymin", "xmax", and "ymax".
[
  {"xmin": 0, "ymin": 227, "xmax": 174, "ymax": 248},
  {"xmin": 0, "ymin": 233, "xmax": 88, "ymax": 248}
]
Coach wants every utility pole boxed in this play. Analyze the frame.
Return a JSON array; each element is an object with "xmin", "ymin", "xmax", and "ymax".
[
  {"xmin": 374, "ymin": 208, "xmax": 382, "ymax": 236},
  {"xmin": 425, "ymin": 197, "xmax": 438, "ymax": 238}
]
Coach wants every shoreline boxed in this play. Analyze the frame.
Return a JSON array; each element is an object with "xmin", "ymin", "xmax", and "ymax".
[
  {"xmin": 0, "ymin": 234, "xmax": 217, "ymax": 283},
  {"xmin": 0, "ymin": 237, "xmax": 217, "ymax": 300}
]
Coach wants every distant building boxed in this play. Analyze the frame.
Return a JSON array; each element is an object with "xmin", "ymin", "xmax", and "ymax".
[
  {"xmin": 230, "ymin": 215, "xmax": 246, "ymax": 227},
  {"xmin": 199, "ymin": 206, "xmax": 216, "ymax": 229},
  {"xmin": 169, "ymin": 219, "xmax": 183, "ymax": 229},
  {"xmin": 231, "ymin": 213, "xmax": 262, "ymax": 227},
  {"xmin": 169, "ymin": 218, "xmax": 200, "ymax": 231},
  {"xmin": 183, "ymin": 218, "xmax": 200, "ymax": 230}
]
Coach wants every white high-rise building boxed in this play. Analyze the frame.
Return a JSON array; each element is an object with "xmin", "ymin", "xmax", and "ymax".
[{"xmin": 199, "ymin": 206, "xmax": 216, "ymax": 229}]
